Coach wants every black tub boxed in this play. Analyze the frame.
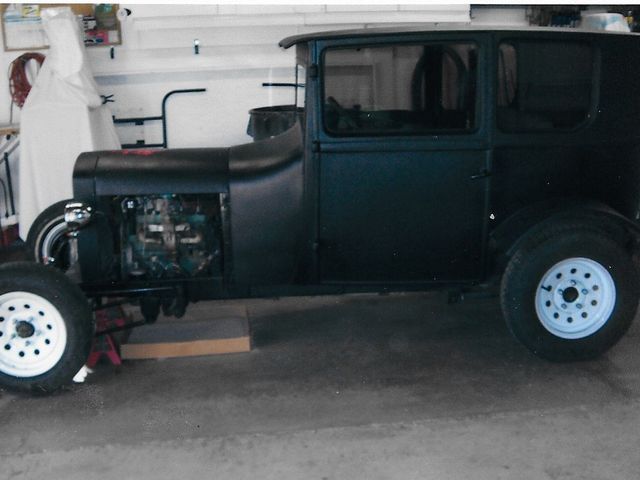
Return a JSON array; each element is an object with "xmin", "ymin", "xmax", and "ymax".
[{"xmin": 247, "ymin": 105, "xmax": 304, "ymax": 141}]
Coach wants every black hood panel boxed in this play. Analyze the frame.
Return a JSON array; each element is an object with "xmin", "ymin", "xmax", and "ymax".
[
  {"xmin": 74, "ymin": 148, "xmax": 230, "ymax": 199},
  {"xmin": 73, "ymin": 122, "xmax": 303, "ymax": 200}
]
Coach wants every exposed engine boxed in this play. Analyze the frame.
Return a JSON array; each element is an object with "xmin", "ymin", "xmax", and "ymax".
[{"xmin": 119, "ymin": 195, "xmax": 220, "ymax": 279}]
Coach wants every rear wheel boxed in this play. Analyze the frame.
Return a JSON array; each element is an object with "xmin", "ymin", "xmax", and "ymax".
[
  {"xmin": 25, "ymin": 199, "xmax": 73, "ymax": 271},
  {"xmin": 501, "ymin": 227, "xmax": 640, "ymax": 361},
  {"xmin": 0, "ymin": 262, "xmax": 93, "ymax": 393}
]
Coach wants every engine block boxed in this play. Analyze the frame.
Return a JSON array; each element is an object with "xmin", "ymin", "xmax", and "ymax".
[{"xmin": 120, "ymin": 195, "xmax": 219, "ymax": 279}]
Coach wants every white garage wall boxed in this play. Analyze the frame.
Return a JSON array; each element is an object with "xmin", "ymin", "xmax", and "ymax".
[
  {"xmin": 94, "ymin": 3, "xmax": 474, "ymax": 147},
  {"xmin": 1, "ymin": 4, "xmax": 472, "ymax": 148}
]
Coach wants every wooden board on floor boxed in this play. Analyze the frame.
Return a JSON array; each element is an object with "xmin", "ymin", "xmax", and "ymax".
[{"xmin": 121, "ymin": 305, "xmax": 250, "ymax": 360}]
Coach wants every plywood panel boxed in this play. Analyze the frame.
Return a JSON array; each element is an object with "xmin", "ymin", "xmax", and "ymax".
[{"xmin": 121, "ymin": 305, "xmax": 251, "ymax": 360}]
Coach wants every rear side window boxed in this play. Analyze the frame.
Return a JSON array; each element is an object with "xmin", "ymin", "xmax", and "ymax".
[
  {"xmin": 323, "ymin": 43, "xmax": 478, "ymax": 136},
  {"xmin": 497, "ymin": 41, "xmax": 594, "ymax": 132}
]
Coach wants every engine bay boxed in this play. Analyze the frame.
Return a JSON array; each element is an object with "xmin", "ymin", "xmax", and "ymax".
[{"xmin": 118, "ymin": 194, "xmax": 221, "ymax": 280}]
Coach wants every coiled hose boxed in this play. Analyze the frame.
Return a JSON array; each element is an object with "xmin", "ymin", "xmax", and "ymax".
[{"xmin": 8, "ymin": 52, "xmax": 45, "ymax": 108}]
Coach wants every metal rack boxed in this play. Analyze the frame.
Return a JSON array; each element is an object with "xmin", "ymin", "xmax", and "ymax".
[{"xmin": 112, "ymin": 88, "xmax": 206, "ymax": 149}]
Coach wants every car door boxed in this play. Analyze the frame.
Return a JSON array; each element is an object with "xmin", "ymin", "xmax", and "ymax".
[{"xmin": 316, "ymin": 35, "xmax": 491, "ymax": 284}]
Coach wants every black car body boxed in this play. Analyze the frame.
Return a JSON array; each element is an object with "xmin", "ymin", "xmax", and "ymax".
[
  {"xmin": 70, "ymin": 27, "xmax": 640, "ymax": 299},
  {"xmin": 7, "ymin": 26, "xmax": 640, "ymax": 393}
]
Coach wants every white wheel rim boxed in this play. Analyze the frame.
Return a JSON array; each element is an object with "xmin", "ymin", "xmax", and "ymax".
[
  {"xmin": 535, "ymin": 257, "xmax": 616, "ymax": 339},
  {"xmin": 0, "ymin": 292, "xmax": 67, "ymax": 378}
]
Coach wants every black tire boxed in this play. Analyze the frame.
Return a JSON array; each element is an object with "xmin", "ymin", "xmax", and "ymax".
[
  {"xmin": 25, "ymin": 199, "xmax": 73, "ymax": 271},
  {"xmin": 0, "ymin": 262, "xmax": 93, "ymax": 393},
  {"xmin": 501, "ymin": 226, "xmax": 640, "ymax": 361}
]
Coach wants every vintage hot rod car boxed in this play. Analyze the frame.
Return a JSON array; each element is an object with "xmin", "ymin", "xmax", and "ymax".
[{"xmin": 2, "ymin": 26, "xmax": 640, "ymax": 392}]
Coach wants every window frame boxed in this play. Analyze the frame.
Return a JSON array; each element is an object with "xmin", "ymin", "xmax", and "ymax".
[
  {"xmin": 495, "ymin": 38, "xmax": 600, "ymax": 134},
  {"xmin": 319, "ymin": 39, "xmax": 482, "ymax": 139}
]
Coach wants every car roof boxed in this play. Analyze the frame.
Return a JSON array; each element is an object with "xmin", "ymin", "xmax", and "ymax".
[{"xmin": 279, "ymin": 24, "xmax": 639, "ymax": 49}]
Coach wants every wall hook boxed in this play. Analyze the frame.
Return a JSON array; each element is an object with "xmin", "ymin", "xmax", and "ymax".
[{"xmin": 194, "ymin": 39, "xmax": 200, "ymax": 55}]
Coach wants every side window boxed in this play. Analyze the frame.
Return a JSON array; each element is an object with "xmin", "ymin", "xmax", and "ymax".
[
  {"xmin": 323, "ymin": 43, "xmax": 477, "ymax": 136},
  {"xmin": 497, "ymin": 41, "xmax": 593, "ymax": 132}
]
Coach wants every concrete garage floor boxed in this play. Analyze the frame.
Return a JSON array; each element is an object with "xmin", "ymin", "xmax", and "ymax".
[{"xmin": 1, "ymin": 292, "xmax": 639, "ymax": 479}]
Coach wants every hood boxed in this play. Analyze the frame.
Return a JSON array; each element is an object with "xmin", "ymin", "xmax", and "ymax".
[
  {"xmin": 73, "ymin": 121, "xmax": 303, "ymax": 200},
  {"xmin": 73, "ymin": 148, "xmax": 230, "ymax": 199}
]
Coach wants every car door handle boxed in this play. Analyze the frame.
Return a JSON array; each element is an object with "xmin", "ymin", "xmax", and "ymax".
[{"xmin": 470, "ymin": 169, "xmax": 492, "ymax": 180}]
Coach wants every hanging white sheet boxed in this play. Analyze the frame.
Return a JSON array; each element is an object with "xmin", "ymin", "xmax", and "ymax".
[{"xmin": 19, "ymin": 7, "xmax": 120, "ymax": 238}]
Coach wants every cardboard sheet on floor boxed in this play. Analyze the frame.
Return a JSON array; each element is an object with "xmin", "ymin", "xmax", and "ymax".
[{"xmin": 121, "ymin": 305, "xmax": 251, "ymax": 360}]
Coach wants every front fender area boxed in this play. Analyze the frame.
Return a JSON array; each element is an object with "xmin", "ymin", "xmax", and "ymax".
[{"xmin": 489, "ymin": 198, "xmax": 640, "ymax": 277}]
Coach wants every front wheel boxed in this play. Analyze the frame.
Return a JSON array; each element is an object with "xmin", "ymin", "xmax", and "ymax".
[
  {"xmin": 501, "ymin": 227, "xmax": 640, "ymax": 361},
  {"xmin": 0, "ymin": 262, "xmax": 93, "ymax": 393}
]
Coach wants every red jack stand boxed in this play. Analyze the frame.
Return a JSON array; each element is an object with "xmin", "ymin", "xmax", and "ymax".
[
  {"xmin": 86, "ymin": 307, "xmax": 128, "ymax": 367},
  {"xmin": 87, "ymin": 335, "xmax": 121, "ymax": 367}
]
